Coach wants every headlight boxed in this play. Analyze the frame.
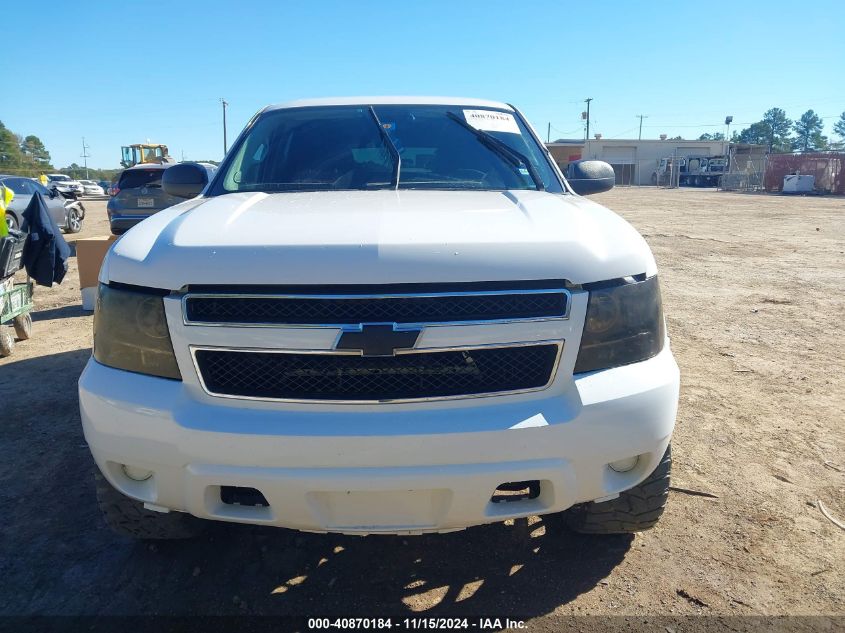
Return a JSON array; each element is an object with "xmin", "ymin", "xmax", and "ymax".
[
  {"xmin": 93, "ymin": 284, "xmax": 181, "ymax": 380},
  {"xmin": 574, "ymin": 275, "xmax": 665, "ymax": 374}
]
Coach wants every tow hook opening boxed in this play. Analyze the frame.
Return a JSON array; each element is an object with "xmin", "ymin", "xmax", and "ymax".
[
  {"xmin": 491, "ymin": 480, "xmax": 541, "ymax": 504},
  {"xmin": 220, "ymin": 486, "xmax": 269, "ymax": 507}
]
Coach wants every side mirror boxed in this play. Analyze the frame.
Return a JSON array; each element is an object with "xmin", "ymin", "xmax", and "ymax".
[
  {"xmin": 162, "ymin": 162, "xmax": 213, "ymax": 199},
  {"xmin": 566, "ymin": 160, "xmax": 615, "ymax": 196}
]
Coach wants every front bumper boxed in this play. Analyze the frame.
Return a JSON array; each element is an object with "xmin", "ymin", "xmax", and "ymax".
[{"xmin": 78, "ymin": 347, "xmax": 679, "ymax": 535}]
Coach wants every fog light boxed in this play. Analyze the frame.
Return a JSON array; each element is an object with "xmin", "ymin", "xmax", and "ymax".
[
  {"xmin": 122, "ymin": 465, "xmax": 153, "ymax": 481},
  {"xmin": 608, "ymin": 456, "xmax": 639, "ymax": 473}
]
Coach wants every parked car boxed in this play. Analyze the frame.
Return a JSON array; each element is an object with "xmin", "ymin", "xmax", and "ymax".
[
  {"xmin": 1, "ymin": 175, "xmax": 83, "ymax": 233},
  {"xmin": 107, "ymin": 163, "xmax": 214, "ymax": 234},
  {"xmin": 46, "ymin": 173, "xmax": 84, "ymax": 198},
  {"xmin": 80, "ymin": 97, "xmax": 678, "ymax": 540},
  {"xmin": 78, "ymin": 179, "xmax": 105, "ymax": 196},
  {"xmin": 97, "ymin": 180, "xmax": 112, "ymax": 194}
]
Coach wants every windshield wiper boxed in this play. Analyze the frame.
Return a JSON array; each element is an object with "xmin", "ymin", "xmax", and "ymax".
[
  {"xmin": 445, "ymin": 111, "xmax": 544, "ymax": 191},
  {"xmin": 369, "ymin": 106, "xmax": 401, "ymax": 190}
]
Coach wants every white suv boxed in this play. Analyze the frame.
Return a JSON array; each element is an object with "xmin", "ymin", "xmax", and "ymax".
[
  {"xmin": 79, "ymin": 97, "xmax": 679, "ymax": 539},
  {"xmin": 46, "ymin": 173, "xmax": 84, "ymax": 197}
]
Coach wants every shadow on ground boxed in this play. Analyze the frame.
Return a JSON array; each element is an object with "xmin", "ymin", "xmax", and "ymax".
[
  {"xmin": 0, "ymin": 350, "xmax": 632, "ymax": 618},
  {"xmin": 31, "ymin": 304, "xmax": 89, "ymax": 322}
]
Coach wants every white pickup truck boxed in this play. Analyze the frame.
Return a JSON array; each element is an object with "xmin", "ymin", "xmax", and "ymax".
[{"xmin": 79, "ymin": 97, "xmax": 679, "ymax": 540}]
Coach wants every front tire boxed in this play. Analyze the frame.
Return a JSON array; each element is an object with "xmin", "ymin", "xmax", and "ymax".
[
  {"xmin": 5, "ymin": 212, "xmax": 19, "ymax": 232},
  {"xmin": 563, "ymin": 445, "xmax": 671, "ymax": 534},
  {"xmin": 95, "ymin": 471, "xmax": 204, "ymax": 540}
]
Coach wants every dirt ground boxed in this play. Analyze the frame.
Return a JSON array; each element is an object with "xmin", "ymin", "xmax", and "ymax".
[{"xmin": 1, "ymin": 188, "xmax": 843, "ymax": 627}]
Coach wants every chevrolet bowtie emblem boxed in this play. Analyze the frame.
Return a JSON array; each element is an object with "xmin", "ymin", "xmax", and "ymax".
[{"xmin": 336, "ymin": 324, "xmax": 421, "ymax": 357}]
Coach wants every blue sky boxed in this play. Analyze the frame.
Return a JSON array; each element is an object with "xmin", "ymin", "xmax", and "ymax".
[{"xmin": 3, "ymin": 0, "xmax": 843, "ymax": 169}]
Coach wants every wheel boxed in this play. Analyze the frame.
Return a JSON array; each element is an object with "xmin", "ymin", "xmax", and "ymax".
[
  {"xmin": 65, "ymin": 207, "xmax": 82, "ymax": 234},
  {"xmin": 561, "ymin": 445, "xmax": 672, "ymax": 534},
  {"xmin": 13, "ymin": 313, "xmax": 32, "ymax": 340},
  {"xmin": 5, "ymin": 212, "xmax": 18, "ymax": 231},
  {"xmin": 95, "ymin": 471, "xmax": 204, "ymax": 540},
  {"xmin": 0, "ymin": 328, "xmax": 14, "ymax": 357}
]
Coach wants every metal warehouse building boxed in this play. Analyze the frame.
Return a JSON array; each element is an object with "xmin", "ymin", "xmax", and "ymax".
[{"xmin": 547, "ymin": 138, "xmax": 746, "ymax": 186}]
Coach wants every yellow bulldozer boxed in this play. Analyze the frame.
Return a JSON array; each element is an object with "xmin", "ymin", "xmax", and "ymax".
[{"xmin": 120, "ymin": 144, "xmax": 175, "ymax": 168}]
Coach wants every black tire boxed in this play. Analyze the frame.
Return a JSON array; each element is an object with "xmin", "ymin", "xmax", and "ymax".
[
  {"xmin": 13, "ymin": 313, "xmax": 32, "ymax": 340},
  {"xmin": 0, "ymin": 329, "xmax": 14, "ymax": 356},
  {"xmin": 65, "ymin": 207, "xmax": 82, "ymax": 234},
  {"xmin": 95, "ymin": 471, "xmax": 204, "ymax": 540},
  {"xmin": 5, "ymin": 212, "xmax": 18, "ymax": 232},
  {"xmin": 563, "ymin": 445, "xmax": 671, "ymax": 534}
]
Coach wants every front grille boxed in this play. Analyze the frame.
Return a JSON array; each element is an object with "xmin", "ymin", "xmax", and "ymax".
[
  {"xmin": 194, "ymin": 344, "xmax": 559, "ymax": 402},
  {"xmin": 185, "ymin": 291, "xmax": 567, "ymax": 325}
]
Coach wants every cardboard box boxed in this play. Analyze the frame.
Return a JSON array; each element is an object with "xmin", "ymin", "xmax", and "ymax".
[{"xmin": 76, "ymin": 235, "xmax": 118, "ymax": 310}]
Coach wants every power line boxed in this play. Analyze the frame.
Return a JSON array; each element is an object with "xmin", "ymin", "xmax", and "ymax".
[
  {"xmin": 549, "ymin": 124, "xmax": 584, "ymax": 136},
  {"xmin": 607, "ymin": 127, "xmax": 638, "ymax": 139}
]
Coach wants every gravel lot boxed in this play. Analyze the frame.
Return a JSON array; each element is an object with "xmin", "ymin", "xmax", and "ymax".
[{"xmin": 1, "ymin": 188, "xmax": 843, "ymax": 627}]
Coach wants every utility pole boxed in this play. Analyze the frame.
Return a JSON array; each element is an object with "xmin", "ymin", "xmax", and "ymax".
[
  {"xmin": 636, "ymin": 114, "xmax": 648, "ymax": 140},
  {"xmin": 547, "ymin": 122, "xmax": 551, "ymax": 143},
  {"xmin": 80, "ymin": 137, "xmax": 91, "ymax": 179},
  {"xmin": 584, "ymin": 98, "xmax": 593, "ymax": 141},
  {"xmin": 220, "ymin": 98, "xmax": 229, "ymax": 155}
]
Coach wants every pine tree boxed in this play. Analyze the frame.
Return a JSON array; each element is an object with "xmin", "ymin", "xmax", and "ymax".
[
  {"xmin": 20, "ymin": 135, "xmax": 52, "ymax": 168},
  {"xmin": 833, "ymin": 112, "xmax": 845, "ymax": 140},
  {"xmin": 793, "ymin": 110, "xmax": 827, "ymax": 152}
]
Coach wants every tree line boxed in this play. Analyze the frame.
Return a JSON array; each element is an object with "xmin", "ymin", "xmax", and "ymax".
[
  {"xmin": 0, "ymin": 120, "xmax": 121, "ymax": 181},
  {"xmin": 699, "ymin": 109, "xmax": 845, "ymax": 153}
]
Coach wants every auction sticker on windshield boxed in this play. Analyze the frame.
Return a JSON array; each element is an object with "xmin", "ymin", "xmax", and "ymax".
[{"xmin": 463, "ymin": 109, "xmax": 520, "ymax": 134}]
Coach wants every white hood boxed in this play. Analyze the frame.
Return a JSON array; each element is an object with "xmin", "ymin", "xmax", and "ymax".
[{"xmin": 102, "ymin": 190, "xmax": 657, "ymax": 289}]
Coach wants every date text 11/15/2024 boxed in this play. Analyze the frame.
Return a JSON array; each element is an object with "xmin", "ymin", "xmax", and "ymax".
[{"xmin": 307, "ymin": 617, "xmax": 527, "ymax": 630}]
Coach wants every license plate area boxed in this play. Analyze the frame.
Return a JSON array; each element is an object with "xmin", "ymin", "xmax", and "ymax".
[
  {"xmin": 137, "ymin": 197, "xmax": 154, "ymax": 208},
  {"xmin": 307, "ymin": 489, "xmax": 452, "ymax": 531}
]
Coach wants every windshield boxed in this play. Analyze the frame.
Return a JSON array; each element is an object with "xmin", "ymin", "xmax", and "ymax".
[
  {"xmin": 213, "ymin": 105, "xmax": 562, "ymax": 194},
  {"xmin": 50, "ymin": 175, "xmax": 71, "ymax": 182}
]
